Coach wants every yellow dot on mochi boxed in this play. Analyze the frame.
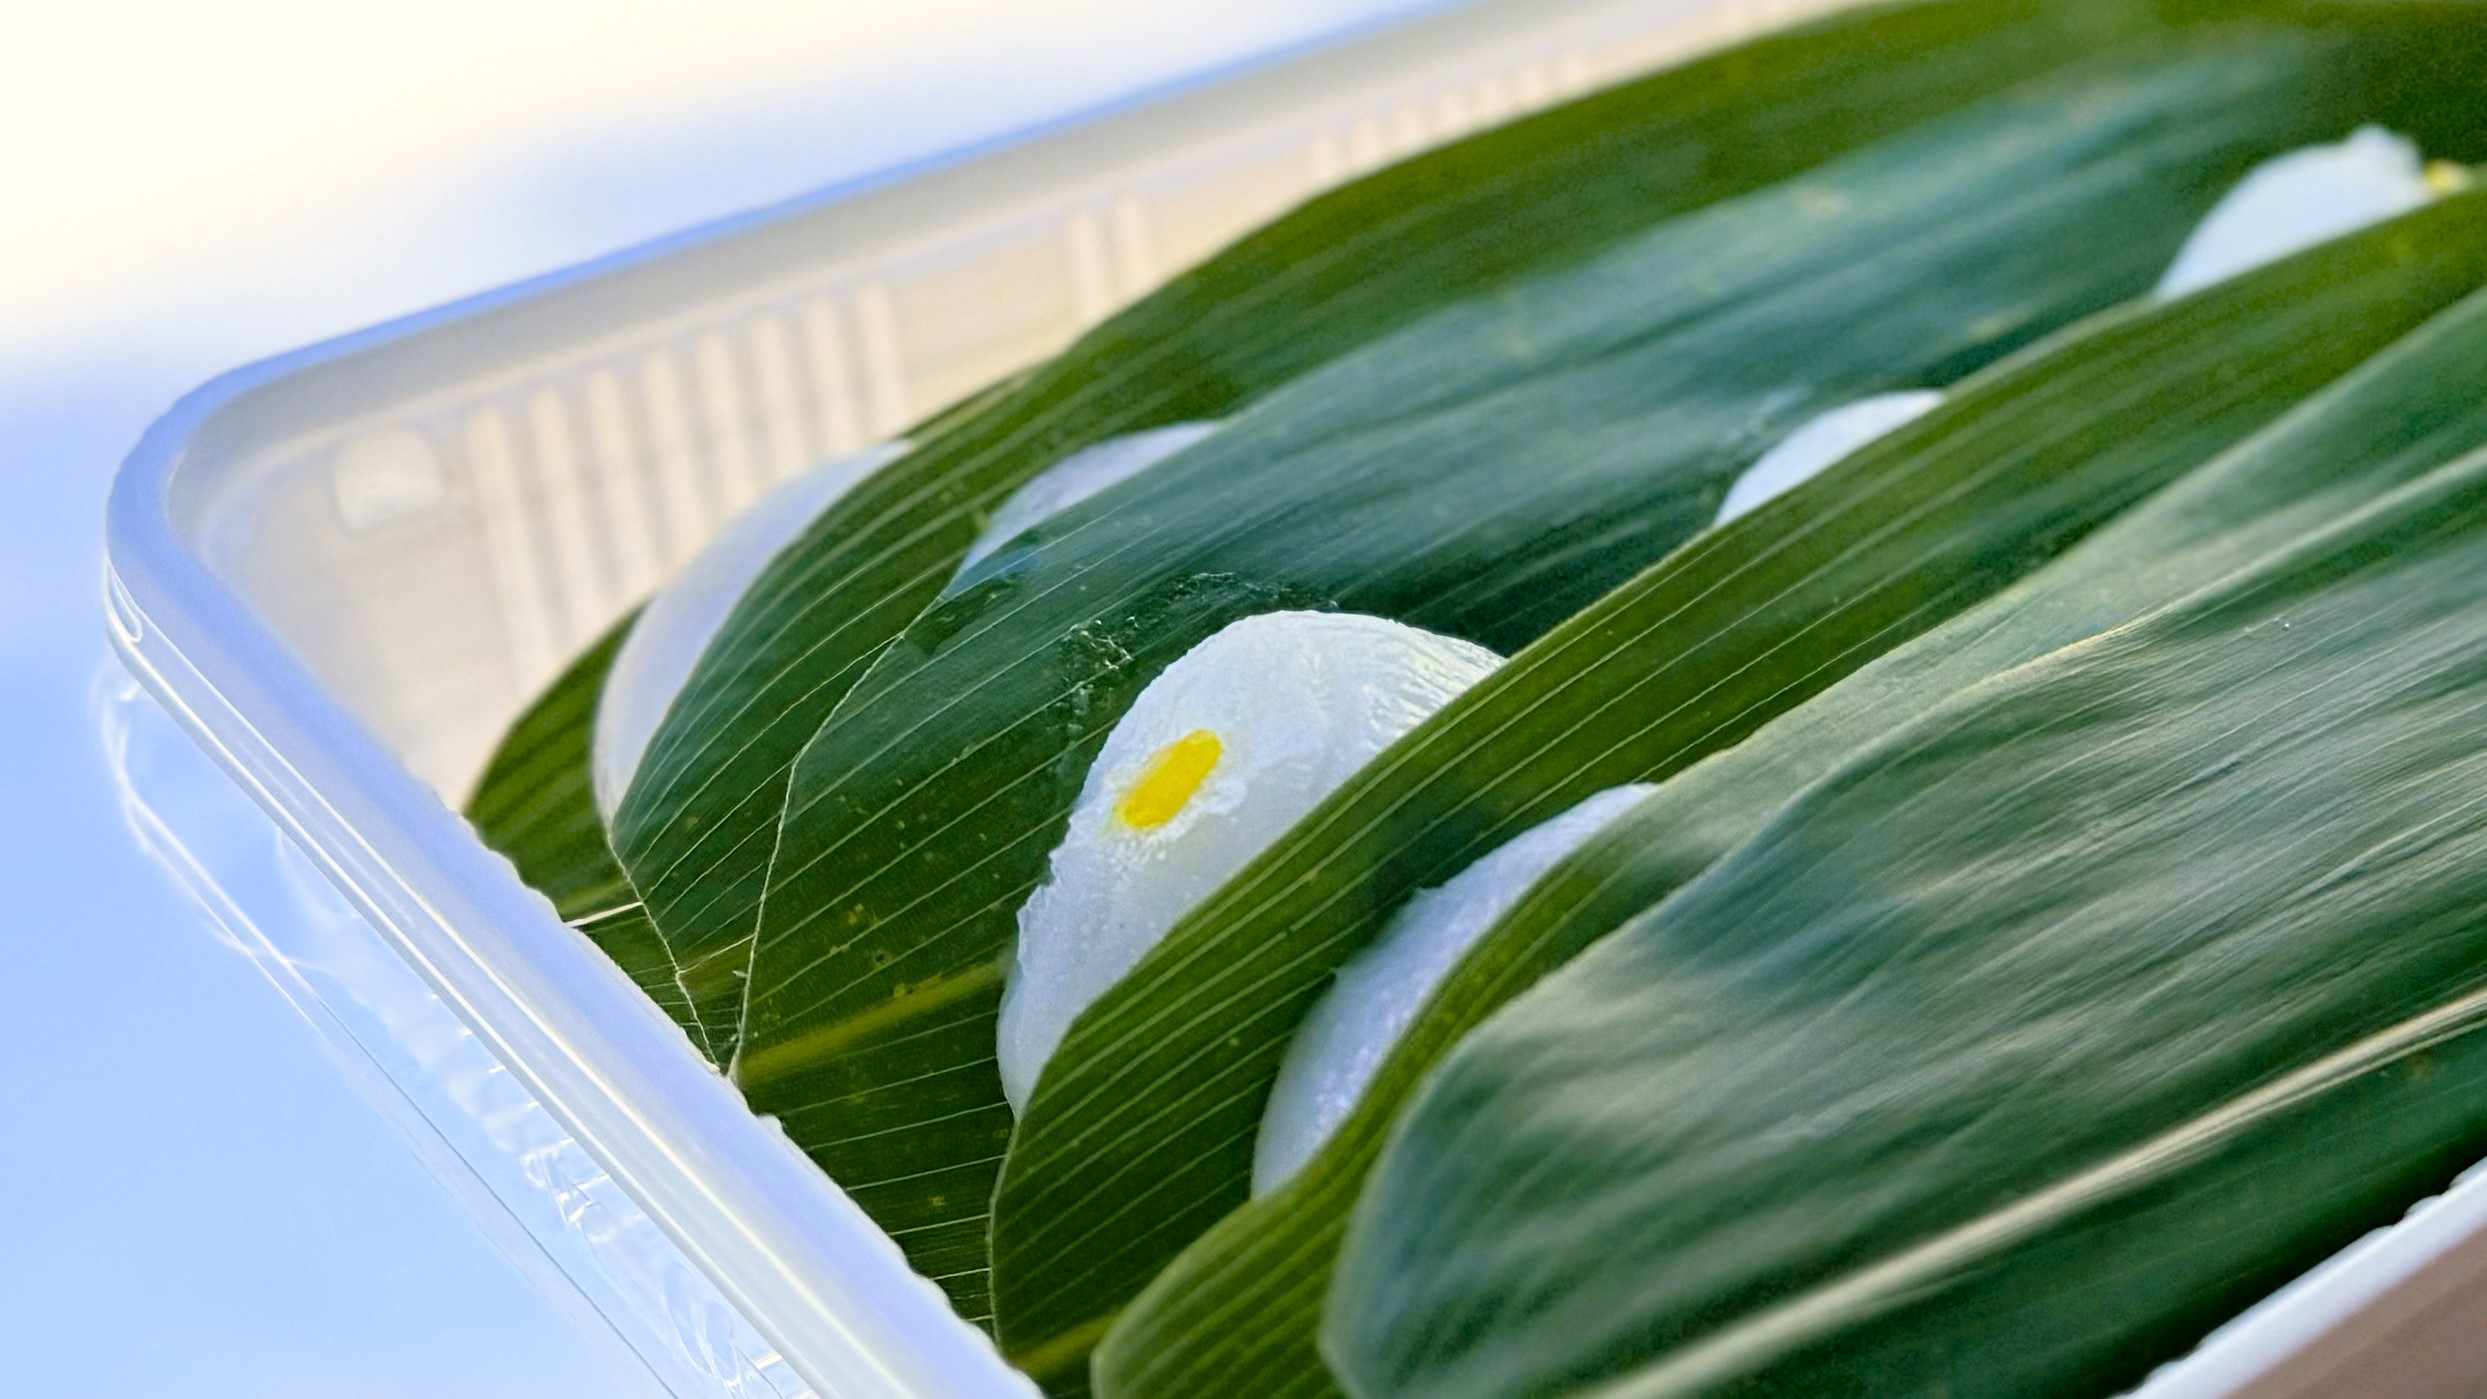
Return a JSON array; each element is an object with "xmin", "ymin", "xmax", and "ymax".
[{"xmin": 1115, "ymin": 729, "xmax": 1223, "ymax": 829}]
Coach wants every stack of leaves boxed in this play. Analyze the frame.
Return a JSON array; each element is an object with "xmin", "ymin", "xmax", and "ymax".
[{"xmin": 465, "ymin": 0, "xmax": 2487, "ymax": 1392}]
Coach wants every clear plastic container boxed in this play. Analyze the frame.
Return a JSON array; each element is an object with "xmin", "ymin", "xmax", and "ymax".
[{"xmin": 97, "ymin": 0, "xmax": 2487, "ymax": 1392}]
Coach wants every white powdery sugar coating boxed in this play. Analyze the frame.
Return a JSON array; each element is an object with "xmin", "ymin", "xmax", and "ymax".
[
  {"xmin": 956, "ymin": 420, "xmax": 1222, "ymax": 573},
  {"xmin": 1251, "ymin": 783, "xmax": 1657, "ymax": 1194},
  {"xmin": 2156, "ymin": 126, "xmax": 2434, "ymax": 299},
  {"xmin": 592, "ymin": 440, "xmax": 908, "ymax": 822},
  {"xmin": 996, "ymin": 611, "xmax": 1503, "ymax": 1113},
  {"xmin": 1714, "ymin": 390, "xmax": 1944, "ymax": 528}
]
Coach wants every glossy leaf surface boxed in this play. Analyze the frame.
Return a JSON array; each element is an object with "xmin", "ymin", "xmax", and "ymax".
[{"xmin": 1329, "ymin": 444, "xmax": 2487, "ymax": 1399}]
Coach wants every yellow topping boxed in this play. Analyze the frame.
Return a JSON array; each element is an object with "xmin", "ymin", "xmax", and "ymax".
[
  {"xmin": 1115, "ymin": 729, "xmax": 1223, "ymax": 829},
  {"xmin": 2427, "ymin": 160, "xmax": 2474, "ymax": 196}
]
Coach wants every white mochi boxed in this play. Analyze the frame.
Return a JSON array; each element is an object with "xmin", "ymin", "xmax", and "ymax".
[
  {"xmin": 593, "ymin": 440, "xmax": 907, "ymax": 822},
  {"xmin": 2156, "ymin": 126, "xmax": 2436, "ymax": 299},
  {"xmin": 1714, "ymin": 391, "xmax": 1944, "ymax": 527},
  {"xmin": 958, "ymin": 420, "xmax": 1222, "ymax": 572},
  {"xmin": 996, "ymin": 611, "xmax": 1502, "ymax": 1113},
  {"xmin": 1251, "ymin": 783, "xmax": 1656, "ymax": 1194}
]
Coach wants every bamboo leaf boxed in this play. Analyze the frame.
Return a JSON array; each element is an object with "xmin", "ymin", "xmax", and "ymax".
[
  {"xmin": 1327, "ymin": 441, "xmax": 2487, "ymax": 1399},
  {"xmin": 606, "ymin": 0, "xmax": 2180, "ymax": 1067},
  {"xmin": 465, "ymin": 617, "xmax": 699, "ymax": 1038},
  {"xmin": 1095, "ymin": 281, "xmax": 2487, "ymax": 1399},
  {"xmin": 737, "ymin": 31, "xmax": 2354, "ymax": 1343},
  {"xmin": 990, "ymin": 186, "xmax": 2487, "ymax": 1389}
]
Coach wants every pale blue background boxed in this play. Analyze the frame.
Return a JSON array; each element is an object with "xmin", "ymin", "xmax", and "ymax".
[{"xmin": 0, "ymin": 4, "xmax": 1435, "ymax": 1392}]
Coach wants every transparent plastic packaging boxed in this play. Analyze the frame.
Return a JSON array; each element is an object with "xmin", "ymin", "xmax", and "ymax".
[{"xmin": 97, "ymin": 0, "xmax": 2487, "ymax": 1392}]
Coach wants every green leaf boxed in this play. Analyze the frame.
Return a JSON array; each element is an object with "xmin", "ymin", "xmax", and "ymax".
[
  {"xmin": 607, "ymin": 0, "xmax": 2183, "ymax": 1067},
  {"xmin": 1094, "ymin": 282, "xmax": 2487, "ymax": 1399},
  {"xmin": 991, "ymin": 184, "xmax": 2487, "ymax": 1389},
  {"xmin": 737, "ymin": 29, "xmax": 2352, "ymax": 1343},
  {"xmin": 1327, "ymin": 440, "xmax": 2487, "ymax": 1399},
  {"xmin": 465, "ymin": 616, "xmax": 699, "ymax": 1039}
]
